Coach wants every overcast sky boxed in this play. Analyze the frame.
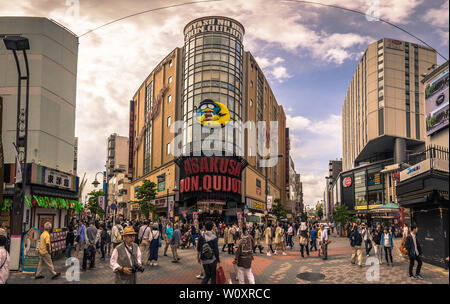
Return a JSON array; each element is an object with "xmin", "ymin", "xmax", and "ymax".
[{"xmin": 1, "ymin": 0, "xmax": 448, "ymax": 207}]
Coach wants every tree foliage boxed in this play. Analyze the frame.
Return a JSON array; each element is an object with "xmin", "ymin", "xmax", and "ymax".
[
  {"xmin": 87, "ymin": 190, "xmax": 105, "ymax": 218},
  {"xmin": 300, "ymin": 212, "xmax": 308, "ymax": 222},
  {"xmin": 271, "ymin": 198, "xmax": 287, "ymax": 220},
  {"xmin": 316, "ymin": 205, "xmax": 323, "ymax": 219},
  {"xmin": 134, "ymin": 180, "xmax": 158, "ymax": 219}
]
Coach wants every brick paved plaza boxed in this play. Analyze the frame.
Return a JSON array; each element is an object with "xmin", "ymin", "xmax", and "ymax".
[{"xmin": 8, "ymin": 235, "xmax": 449, "ymax": 284}]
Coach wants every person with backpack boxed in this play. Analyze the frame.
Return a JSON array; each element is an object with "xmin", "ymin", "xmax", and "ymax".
[
  {"xmin": 111, "ymin": 219, "xmax": 124, "ymax": 250},
  {"xmin": 197, "ymin": 221, "xmax": 220, "ymax": 284},
  {"xmin": 148, "ymin": 223, "xmax": 160, "ymax": 266},
  {"xmin": 405, "ymin": 225, "xmax": 424, "ymax": 279},
  {"xmin": 100, "ymin": 224, "xmax": 108, "ymax": 261},
  {"xmin": 298, "ymin": 222, "xmax": 310, "ymax": 258},
  {"xmin": 310, "ymin": 224, "xmax": 318, "ymax": 252},
  {"xmin": 235, "ymin": 226, "xmax": 255, "ymax": 284},
  {"xmin": 138, "ymin": 220, "xmax": 151, "ymax": 266},
  {"xmin": 349, "ymin": 223, "xmax": 363, "ymax": 267}
]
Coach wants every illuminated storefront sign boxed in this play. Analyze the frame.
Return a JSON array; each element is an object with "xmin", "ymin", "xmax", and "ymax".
[
  {"xmin": 246, "ymin": 198, "xmax": 265, "ymax": 212},
  {"xmin": 177, "ymin": 156, "xmax": 247, "ymax": 202}
]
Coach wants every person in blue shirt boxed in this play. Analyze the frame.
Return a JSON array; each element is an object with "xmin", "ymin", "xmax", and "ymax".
[
  {"xmin": 76, "ymin": 220, "xmax": 86, "ymax": 259},
  {"xmin": 310, "ymin": 225, "xmax": 318, "ymax": 252},
  {"xmin": 164, "ymin": 222, "xmax": 174, "ymax": 256}
]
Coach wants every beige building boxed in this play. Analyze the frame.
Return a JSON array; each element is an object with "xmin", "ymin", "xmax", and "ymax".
[
  {"xmin": 129, "ymin": 16, "xmax": 287, "ymax": 223},
  {"xmin": 342, "ymin": 38, "xmax": 437, "ymax": 171}
]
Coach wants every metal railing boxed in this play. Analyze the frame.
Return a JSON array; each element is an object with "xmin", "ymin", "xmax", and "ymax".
[{"xmin": 407, "ymin": 145, "xmax": 449, "ymax": 166}]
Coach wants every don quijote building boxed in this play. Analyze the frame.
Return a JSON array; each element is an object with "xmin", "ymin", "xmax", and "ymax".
[{"xmin": 129, "ymin": 16, "xmax": 288, "ymax": 224}]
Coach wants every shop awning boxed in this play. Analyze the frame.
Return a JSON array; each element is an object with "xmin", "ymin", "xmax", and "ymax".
[{"xmin": 371, "ymin": 203, "xmax": 399, "ymax": 211}]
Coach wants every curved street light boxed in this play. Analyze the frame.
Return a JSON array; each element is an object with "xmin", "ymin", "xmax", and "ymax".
[{"xmin": 92, "ymin": 171, "xmax": 104, "ymax": 188}]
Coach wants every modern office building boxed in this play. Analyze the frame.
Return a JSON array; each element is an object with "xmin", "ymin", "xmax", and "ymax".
[
  {"xmin": 340, "ymin": 38, "xmax": 437, "ymax": 221},
  {"xmin": 1, "ymin": 17, "xmax": 80, "ymax": 234},
  {"xmin": 105, "ymin": 133, "xmax": 130, "ymax": 217},
  {"xmin": 324, "ymin": 159, "xmax": 342, "ymax": 220},
  {"xmin": 397, "ymin": 61, "xmax": 449, "ymax": 268},
  {"xmin": 129, "ymin": 16, "xmax": 287, "ymax": 224}
]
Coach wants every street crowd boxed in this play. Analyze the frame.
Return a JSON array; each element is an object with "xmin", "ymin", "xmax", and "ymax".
[{"xmin": 0, "ymin": 218, "xmax": 435, "ymax": 284}]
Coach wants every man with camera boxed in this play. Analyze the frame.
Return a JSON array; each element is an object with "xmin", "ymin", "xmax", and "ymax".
[{"xmin": 110, "ymin": 226, "xmax": 144, "ymax": 284}]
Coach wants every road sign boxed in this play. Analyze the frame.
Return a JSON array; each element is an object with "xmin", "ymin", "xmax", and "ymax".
[{"xmin": 111, "ymin": 203, "xmax": 116, "ymax": 210}]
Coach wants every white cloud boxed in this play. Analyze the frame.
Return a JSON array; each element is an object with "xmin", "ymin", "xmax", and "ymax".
[
  {"xmin": 286, "ymin": 114, "xmax": 311, "ymax": 131},
  {"xmin": 254, "ymin": 56, "xmax": 292, "ymax": 82},
  {"xmin": 422, "ymin": 1, "xmax": 449, "ymax": 27},
  {"xmin": 271, "ymin": 66, "xmax": 293, "ymax": 82}
]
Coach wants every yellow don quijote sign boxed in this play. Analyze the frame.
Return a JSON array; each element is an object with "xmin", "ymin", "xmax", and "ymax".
[{"xmin": 196, "ymin": 99, "xmax": 230, "ymax": 127}]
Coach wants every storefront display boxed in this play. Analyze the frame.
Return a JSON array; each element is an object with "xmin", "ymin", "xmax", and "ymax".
[
  {"xmin": 21, "ymin": 227, "xmax": 41, "ymax": 272},
  {"xmin": 50, "ymin": 229, "xmax": 67, "ymax": 254}
]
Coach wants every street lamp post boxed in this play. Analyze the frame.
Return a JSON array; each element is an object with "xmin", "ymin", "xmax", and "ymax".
[
  {"xmin": 2, "ymin": 35, "xmax": 30, "ymax": 270},
  {"xmin": 92, "ymin": 171, "xmax": 106, "ymax": 220},
  {"xmin": 265, "ymin": 154, "xmax": 283, "ymax": 225}
]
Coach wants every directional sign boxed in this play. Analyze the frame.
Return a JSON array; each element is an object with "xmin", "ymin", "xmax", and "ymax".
[{"xmin": 111, "ymin": 203, "xmax": 116, "ymax": 211}]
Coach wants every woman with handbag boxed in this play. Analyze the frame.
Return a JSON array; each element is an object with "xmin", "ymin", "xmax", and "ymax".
[
  {"xmin": 298, "ymin": 223, "xmax": 310, "ymax": 258},
  {"xmin": 381, "ymin": 227, "xmax": 394, "ymax": 267}
]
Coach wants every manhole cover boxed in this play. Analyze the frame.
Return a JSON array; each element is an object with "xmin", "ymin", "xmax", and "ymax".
[{"xmin": 296, "ymin": 272, "xmax": 325, "ymax": 281}]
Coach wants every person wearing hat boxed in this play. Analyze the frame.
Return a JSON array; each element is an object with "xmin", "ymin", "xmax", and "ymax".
[{"xmin": 110, "ymin": 226, "xmax": 143, "ymax": 284}]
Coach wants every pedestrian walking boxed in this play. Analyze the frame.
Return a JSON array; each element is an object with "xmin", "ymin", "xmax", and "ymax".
[
  {"xmin": 110, "ymin": 226, "xmax": 143, "ymax": 284},
  {"xmin": 164, "ymin": 222, "xmax": 174, "ymax": 257},
  {"xmin": 275, "ymin": 223, "xmax": 287, "ymax": 255},
  {"xmin": 320, "ymin": 224, "xmax": 329, "ymax": 260},
  {"xmin": 35, "ymin": 222, "xmax": 60, "ymax": 280},
  {"xmin": 0, "ymin": 222, "xmax": 8, "ymax": 252},
  {"xmin": 362, "ymin": 224, "xmax": 372, "ymax": 257},
  {"xmin": 253, "ymin": 225, "xmax": 264, "ymax": 254},
  {"xmin": 222, "ymin": 225, "xmax": 229, "ymax": 252},
  {"xmin": 287, "ymin": 223, "xmax": 294, "ymax": 249},
  {"xmin": 0, "ymin": 236, "xmax": 10, "ymax": 284},
  {"xmin": 349, "ymin": 223, "xmax": 363, "ymax": 267},
  {"xmin": 100, "ymin": 224, "xmax": 108, "ymax": 261},
  {"xmin": 372, "ymin": 225, "xmax": 383, "ymax": 264},
  {"xmin": 310, "ymin": 224, "xmax": 318, "ymax": 252},
  {"xmin": 227, "ymin": 224, "xmax": 236, "ymax": 255},
  {"xmin": 138, "ymin": 220, "xmax": 151, "ymax": 266},
  {"xmin": 82, "ymin": 221, "xmax": 98, "ymax": 271},
  {"xmin": 197, "ymin": 221, "xmax": 220, "ymax": 284},
  {"xmin": 381, "ymin": 227, "xmax": 394, "ymax": 266},
  {"xmin": 170, "ymin": 224, "xmax": 182, "ymax": 263},
  {"xmin": 235, "ymin": 226, "xmax": 255, "ymax": 284},
  {"xmin": 264, "ymin": 223, "xmax": 274, "ymax": 256},
  {"xmin": 75, "ymin": 220, "xmax": 86, "ymax": 259},
  {"xmin": 111, "ymin": 219, "xmax": 124, "ymax": 250},
  {"xmin": 402, "ymin": 224, "xmax": 409, "ymax": 239},
  {"xmin": 106, "ymin": 224, "xmax": 112, "ymax": 258},
  {"xmin": 298, "ymin": 222, "xmax": 310, "ymax": 258},
  {"xmin": 149, "ymin": 223, "xmax": 160, "ymax": 266},
  {"xmin": 66, "ymin": 225, "xmax": 75, "ymax": 259},
  {"xmin": 405, "ymin": 225, "xmax": 424, "ymax": 279}
]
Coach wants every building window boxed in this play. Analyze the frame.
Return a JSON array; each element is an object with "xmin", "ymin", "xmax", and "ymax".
[
  {"xmin": 167, "ymin": 143, "xmax": 171, "ymax": 155},
  {"xmin": 250, "ymin": 80, "xmax": 253, "ymax": 88},
  {"xmin": 168, "ymin": 95, "xmax": 172, "ymax": 103},
  {"xmin": 406, "ymin": 112, "xmax": 411, "ymax": 137},
  {"xmin": 250, "ymin": 99, "xmax": 253, "ymax": 107},
  {"xmin": 169, "ymin": 59, "xmax": 173, "ymax": 67},
  {"xmin": 167, "ymin": 116, "xmax": 171, "ymax": 127},
  {"xmin": 168, "ymin": 76, "xmax": 173, "ymax": 84}
]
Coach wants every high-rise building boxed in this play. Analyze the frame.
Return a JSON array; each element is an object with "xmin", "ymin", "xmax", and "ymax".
[
  {"xmin": 105, "ymin": 133, "xmax": 130, "ymax": 216},
  {"xmin": 1, "ymin": 17, "xmax": 79, "ymax": 234},
  {"xmin": 342, "ymin": 38, "xmax": 437, "ymax": 171},
  {"xmin": 129, "ymin": 16, "xmax": 287, "ymax": 224},
  {"xmin": 340, "ymin": 38, "xmax": 437, "ymax": 220},
  {"xmin": 106, "ymin": 134, "xmax": 129, "ymax": 179},
  {"xmin": 324, "ymin": 159, "xmax": 342, "ymax": 220}
]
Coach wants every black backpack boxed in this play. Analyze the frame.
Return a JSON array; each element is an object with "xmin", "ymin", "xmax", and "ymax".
[{"xmin": 200, "ymin": 239, "xmax": 214, "ymax": 260}]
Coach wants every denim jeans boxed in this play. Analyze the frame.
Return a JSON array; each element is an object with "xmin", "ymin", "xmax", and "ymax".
[
  {"xmin": 365, "ymin": 239, "xmax": 372, "ymax": 255},
  {"xmin": 310, "ymin": 239, "xmax": 317, "ymax": 251},
  {"xmin": 201, "ymin": 261, "xmax": 217, "ymax": 284},
  {"xmin": 100, "ymin": 242, "xmax": 105, "ymax": 259},
  {"xmin": 82, "ymin": 245, "xmax": 96, "ymax": 269},
  {"xmin": 384, "ymin": 246, "xmax": 393, "ymax": 263},
  {"xmin": 66, "ymin": 245, "xmax": 73, "ymax": 259},
  {"xmin": 300, "ymin": 244, "xmax": 309, "ymax": 257},
  {"xmin": 409, "ymin": 255, "xmax": 422, "ymax": 276}
]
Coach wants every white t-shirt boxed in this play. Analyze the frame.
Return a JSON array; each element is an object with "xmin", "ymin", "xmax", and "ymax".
[{"xmin": 384, "ymin": 234, "xmax": 390, "ymax": 247}]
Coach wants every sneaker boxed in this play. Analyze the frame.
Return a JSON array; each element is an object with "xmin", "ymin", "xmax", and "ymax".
[
  {"xmin": 153, "ymin": 262, "xmax": 158, "ymax": 266},
  {"xmin": 415, "ymin": 274, "xmax": 424, "ymax": 280},
  {"xmin": 171, "ymin": 260, "xmax": 179, "ymax": 263},
  {"xmin": 366, "ymin": 254, "xmax": 370, "ymax": 257},
  {"xmin": 282, "ymin": 252, "xmax": 287, "ymax": 256},
  {"xmin": 196, "ymin": 275, "xmax": 204, "ymax": 279},
  {"xmin": 51, "ymin": 273, "xmax": 61, "ymax": 280},
  {"xmin": 409, "ymin": 275, "xmax": 415, "ymax": 279},
  {"xmin": 150, "ymin": 262, "xmax": 154, "ymax": 266},
  {"xmin": 35, "ymin": 275, "xmax": 45, "ymax": 280},
  {"xmin": 266, "ymin": 252, "xmax": 271, "ymax": 256}
]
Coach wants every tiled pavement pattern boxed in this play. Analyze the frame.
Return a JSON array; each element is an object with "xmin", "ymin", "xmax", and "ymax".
[{"xmin": 8, "ymin": 235, "xmax": 449, "ymax": 284}]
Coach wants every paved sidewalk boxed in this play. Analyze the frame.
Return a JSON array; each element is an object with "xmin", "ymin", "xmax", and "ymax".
[{"xmin": 7, "ymin": 235, "xmax": 449, "ymax": 284}]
